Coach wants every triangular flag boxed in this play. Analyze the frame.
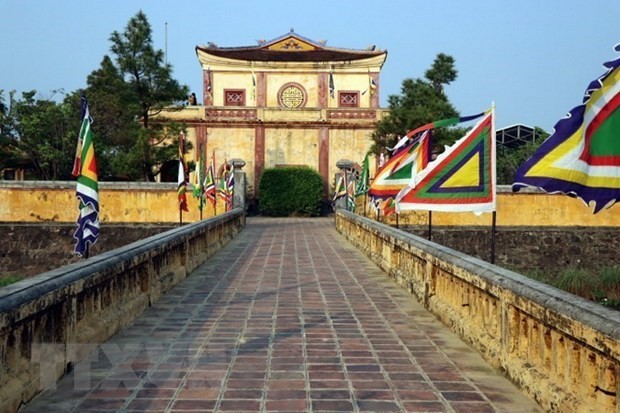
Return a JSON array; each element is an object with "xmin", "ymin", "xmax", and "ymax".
[
  {"xmin": 513, "ymin": 44, "xmax": 620, "ymax": 213},
  {"xmin": 396, "ymin": 111, "xmax": 495, "ymax": 213}
]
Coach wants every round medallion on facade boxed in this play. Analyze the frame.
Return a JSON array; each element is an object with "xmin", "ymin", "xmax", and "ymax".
[{"xmin": 278, "ymin": 83, "xmax": 307, "ymax": 108}]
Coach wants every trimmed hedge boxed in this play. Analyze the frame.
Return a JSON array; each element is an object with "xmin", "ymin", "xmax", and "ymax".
[{"xmin": 259, "ymin": 166, "xmax": 324, "ymax": 216}]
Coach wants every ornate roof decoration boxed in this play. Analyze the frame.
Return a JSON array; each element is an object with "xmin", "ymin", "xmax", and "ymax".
[{"xmin": 196, "ymin": 30, "xmax": 386, "ymax": 63}]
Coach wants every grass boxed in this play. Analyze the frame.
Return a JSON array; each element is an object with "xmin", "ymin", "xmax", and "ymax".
[
  {"xmin": 0, "ymin": 275, "xmax": 23, "ymax": 287},
  {"xmin": 520, "ymin": 265, "xmax": 620, "ymax": 310}
]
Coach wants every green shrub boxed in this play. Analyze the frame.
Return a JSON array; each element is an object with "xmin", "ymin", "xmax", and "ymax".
[
  {"xmin": 597, "ymin": 266, "xmax": 620, "ymax": 300},
  {"xmin": 259, "ymin": 166, "xmax": 324, "ymax": 217},
  {"xmin": 554, "ymin": 268, "xmax": 593, "ymax": 299}
]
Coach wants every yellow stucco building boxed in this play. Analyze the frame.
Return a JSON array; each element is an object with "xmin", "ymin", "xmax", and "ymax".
[{"xmin": 161, "ymin": 30, "xmax": 387, "ymax": 199}]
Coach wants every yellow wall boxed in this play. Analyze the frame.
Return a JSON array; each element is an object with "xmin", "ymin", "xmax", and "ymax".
[
  {"xmin": 362, "ymin": 188, "xmax": 620, "ymax": 227},
  {"xmin": 2, "ymin": 184, "xmax": 619, "ymax": 226},
  {"xmin": 329, "ymin": 128, "xmax": 375, "ymax": 179},
  {"xmin": 0, "ymin": 183, "xmax": 229, "ymax": 223},
  {"xmin": 266, "ymin": 74, "xmax": 319, "ymax": 107},
  {"xmin": 206, "ymin": 127, "xmax": 256, "ymax": 193},
  {"xmin": 213, "ymin": 72, "xmax": 256, "ymax": 106},
  {"xmin": 331, "ymin": 73, "xmax": 372, "ymax": 107},
  {"xmin": 265, "ymin": 128, "xmax": 318, "ymax": 169}
]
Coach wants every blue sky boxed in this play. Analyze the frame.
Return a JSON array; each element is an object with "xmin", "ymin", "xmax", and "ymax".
[{"xmin": 1, "ymin": 0, "xmax": 618, "ymax": 131}]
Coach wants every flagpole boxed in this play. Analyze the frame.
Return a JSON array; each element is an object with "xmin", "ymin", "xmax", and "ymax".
[
  {"xmin": 179, "ymin": 208, "xmax": 183, "ymax": 226},
  {"xmin": 490, "ymin": 211, "xmax": 496, "ymax": 264},
  {"xmin": 427, "ymin": 211, "xmax": 432, "ymax": 241},
  {"xmin": 395, "ymin": 212, "xmax": 399, "ymax": 229}
]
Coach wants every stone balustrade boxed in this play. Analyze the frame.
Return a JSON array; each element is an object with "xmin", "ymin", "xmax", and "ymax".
[
  {"xmin": 0, "ymin": 209, "xmax": 244, "ymax": 413},
  {"xmin": 336, "ymin": 210, "xmax": 620, "ymax": 413}
]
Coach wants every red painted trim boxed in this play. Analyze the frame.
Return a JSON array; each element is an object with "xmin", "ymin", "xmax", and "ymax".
[
  {"xmin": 319, "ymin": 127, "xmax": 330, "ymax": 197},
  {"xmin": 318, "ymin": 72, "xmax": 328, "ymax": 108},
  {"xmin": 257, "ymin": 72, "xmax": 266, "ymax": 107},
  {"xmin": 223, "ymin": 89, "xmax": 246, "ymax": 106},
  {"xmin": 196, "ymin": 125, "xmax": 207, "ymax": 150},
  {"xmin": 277, "ymin": 82, "xmax": 308, "ymax": 108},
  {"xmin": 338, "ymin": 91, "xmax": 360, "ymax": 108},
  {"xmin": 255, "ymin": 126, "xmax": 265, "ymax": 195}
]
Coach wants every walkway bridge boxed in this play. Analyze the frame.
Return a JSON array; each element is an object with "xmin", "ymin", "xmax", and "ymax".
[{"xmin": 1, "ymin": 210, "xmax": 618, "ymax": 413}]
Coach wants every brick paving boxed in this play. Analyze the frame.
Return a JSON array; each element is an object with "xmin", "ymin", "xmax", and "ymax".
[{"xmin": 23, "ymin": 217, "xmax": 540, "ymax": 412}]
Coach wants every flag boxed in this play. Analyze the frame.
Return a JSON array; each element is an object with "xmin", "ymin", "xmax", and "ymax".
[
  {"xmin": 251, "ymin": 68, "xmax": 257, "ymax": 101},
  {"xmin": 396, "ymin": 111, "xmax": 496, "ymax": 213},
  {"xmin": 404, "ymin": 111, "xmax": 488, "ymax": 140},
  {"xmin": 205, "ymin": 66, "xmax": 212, "ymax": 97},
  {"xmin": 362, "ymin": 72, "xmax": 377, "ymax": 96},
  {"xmin": 204, "ymin": 151, "xmax": 217, "ymax": 208},
  {"xmin": 369, "ymin": 76, "xmax": 377, "ymax": 96},
  {"xmin": 355, "ymin": 154, "xmax": 370, "ymax": 196},
  {"xmin": 193, "ymin": 143, "xmax": 205, "ymax": 210},
  {"xmin": 226, "ymin": 168, "xmax": 235, "ymax": 209},
  {"xmin": 387, "ymin": 136, "xmax": 409, "ymax": 154},
  {"xmin": 333, "ymin": 173, "xmax": 346, "ymax": 203},
  {"xmin": 513, "ymin": 45, "xmax": 620, "ymax": 213},
  {"xmin": 346, "ymin": 174, "xmax": 356, "ymax": 211},
  {"xmin": 378, "ymin": 153, "xmax": 386, "ymax": 168},
  {"xmin": 73, "ymin": 95, "xmax": 100, "ymax": 256},
  {"xmin": 218, "ymin": 160, "xmax": 233, "ymax": 211},
  {"xmin": 382, "ymin": 197, "xmax": 396, "ymax": 217},
  {"xmin": 368, "ymin": 131, "xmax": 430, "ymax": 201},
  {"xmin": 177, "ymin": 133, "xmax": 189, "ymax": 212},
  {"xmin": 329, "ymin": 72, "xmax": 335, "ymax": 99}
]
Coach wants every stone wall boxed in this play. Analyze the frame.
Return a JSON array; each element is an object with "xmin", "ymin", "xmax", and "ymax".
[
  {"xmin": 401, "ymin": 226, "xmax": 620, "ymax": 274},
  {"xmin": 0, "ymin": 209, "xmax": 245, "ymax": 413},
  {"xmin": 0, "ymin": 224, "xmax": 175, "ymax": 279},
  {"xmin": 336, "ymin": 210, "xmax": 620, "ymax": 413}
]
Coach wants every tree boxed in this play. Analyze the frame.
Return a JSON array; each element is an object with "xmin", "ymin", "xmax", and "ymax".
[
  {"xmin": 424, "ymin": 53, "xmax": 458, "ymax": 93},
  {"xmin": 496, "ymin": 127, "xmax": 548, "ymax": 184},
  {"xmin": 97, "ymin": 10, "xmax": 189, "ymax": 181},
  {"xmin": 7, "ymin": 91, "xmax": 79, "ymax": 180},
  {"xmin": 372, "ymin": 53, "xmax": 462, "ymax": 155},
  {"xmin": 0, "ymin": 90, "xmax": 23, "ymax": 173}
]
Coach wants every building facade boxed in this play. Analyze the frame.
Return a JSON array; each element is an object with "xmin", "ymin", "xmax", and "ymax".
[{"xmin": 163, "ymin": 30, "xmax": 387, "ymax": 199}]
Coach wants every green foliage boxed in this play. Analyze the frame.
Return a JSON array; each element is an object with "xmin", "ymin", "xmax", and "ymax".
[
  {"xmin": 259, "ymin": 167, "xmax": 324, "ymax": 217},
  {"xmin": 0, "ymin": 275, "xmax": 22, "ymax": 287},
  {"xmin": 496, "ymin": 127, "xmax": 549, "ymax": 184},
  {"xmin": 555, "ymin": 268, "xmax": 591, "ymax": 298},
  {"xmin": 86, "ymin": 10, "xmax": 189, "ymax": 181},
  {"xmin": 372, "ymin": 53, "xmax": 460, "ymax": 154},
  {"xmin": 595, "ymin": 266, "xmax": 620, "ymax": 301},
  {"xmin": 6, "ymin": 90, "xmax": 79, "ymax": 180},
  {"xmin": 1, "ymin": 11, "xmax": 189, "ymax": 182}
]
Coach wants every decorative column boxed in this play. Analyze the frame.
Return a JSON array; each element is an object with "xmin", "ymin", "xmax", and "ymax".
[
  {"xmin": 257, "ymin": 72, "xmax": 267, "ymax": 107},
  {"xmin": 318, "ymin": 72, "xmax": 328, "ymax": 108},
  {"xmin": 196, "ymin": 124, "xmax": 207, "ymax": 150},
  {"xmin": 318, "ymin": 127, "xmax": 330, "ymax": 198},
  {"xmin": 230, "ymin": 158, "xmax": 246, "ymax": 213},
  {"xmin": 254, "ymin": 126, "xmax": 265, "ymax": 196}
]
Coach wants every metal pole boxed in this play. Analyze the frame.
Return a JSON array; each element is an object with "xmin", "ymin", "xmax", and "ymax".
[
  {"xmin": 395, "ymin": 212, "xmax": 399, "ymax": 229},
  {"xmin": 427, "ymin": 211, "xmax": 432, "ymax": 241},
  {"xmin": 491, "ymin": 211, "xmax": 497, "ymax": 264}
]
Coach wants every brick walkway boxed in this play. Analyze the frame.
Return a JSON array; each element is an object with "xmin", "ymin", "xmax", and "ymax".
[{"xmin": 23, "ymin": 218, "xmax": 540, "ymax": 412}]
